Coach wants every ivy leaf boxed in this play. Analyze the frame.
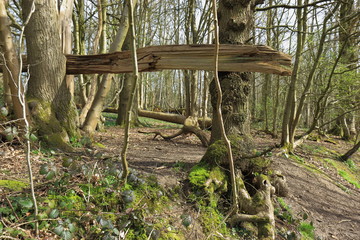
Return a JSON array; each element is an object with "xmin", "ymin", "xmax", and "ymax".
[
  {"xmin": 39, "ymin": 164, "xmax": 50, "ymax": 175},
  {"xmin": 61, "ymin": 231, "xmax": 72, "ymax": 240},
  {"xmin": 1, "ymin": 107, "xmax": 8, "ymax": 116},
  {"xmin": 45, "ymin": 170, "xmax": 56, "ymax": 180},
  {"xmin": 68, "ymin": 223, "xmax": 76, "ymax": 233},
  {"xmin": 18, "ymin": 199, "xmax": 34, "ymax": 209},
  {"xmin": 54, "ymin": 225, "xmax": 64, "ymax": 236},
  {"xmin": 49, "ymin": 209, "xmax": 60, "ymax": 218}
]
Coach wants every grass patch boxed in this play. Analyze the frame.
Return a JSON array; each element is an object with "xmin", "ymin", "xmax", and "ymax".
[
  {"xmin": 298, "ymin": 222, "xmax": 315, "ymax": 239},
  {"xmin": 102, "ymin": 112, "xmax": 117, "ymax": 127},
  {"xmin": 323, "ymin": 158, "xmax": 360, "ymax": 189}
]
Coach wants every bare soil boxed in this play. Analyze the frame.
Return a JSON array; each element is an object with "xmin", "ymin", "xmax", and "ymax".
[{"xmin": 1, "ymin": 126, "xmax": 360, "ymax": 239}]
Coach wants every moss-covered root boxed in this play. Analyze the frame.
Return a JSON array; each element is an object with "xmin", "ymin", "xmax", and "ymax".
[
  {"xmin": 230, "ymin": 175, "xmax": 276, "ymax": 240},
  {"xmin": 28, "ymin": 99, "xmax": 74, "ymax": 151}
]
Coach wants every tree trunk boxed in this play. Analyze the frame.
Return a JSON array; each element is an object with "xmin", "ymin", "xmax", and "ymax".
[
  {"xmin": 281, "ymin": 0, "xmax": 306, "ymax": 148},
  {"xmin": 82, "ymin": 0, "xmax": 138, "ymax": 134},
  {"xmin": 209, "ymin": 0, "xmax": 255, "ymax": 142},
  {"xmin": 0, "ymin": 0, "xmax": 24, "ymax": 120},
  {"xmin": 340, "ymin": 140, "xmax": 360, "ymax": 162},
  {"xmin": 206, "ymin": 1, "xmax": 277, "ymax": 239},
  {"xmin": 22, "ymin": 0, "xmax": 78, "ymax": 150}
]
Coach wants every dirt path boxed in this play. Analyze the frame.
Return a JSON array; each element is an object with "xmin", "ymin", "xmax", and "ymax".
[
  {"xmin": 1, "ymin": 126, "xmax": 359, "ymax": 239},
  {"xmin": 273, "ymin": 155, "xmax": 360, "ymax": 239},
  {"xmin": 96, "ymin": 127, "xmax": 207, "ymax": 188},
  {"xmin": 98, "ymin": 127, "xmax": 360, "ymax": 240}
]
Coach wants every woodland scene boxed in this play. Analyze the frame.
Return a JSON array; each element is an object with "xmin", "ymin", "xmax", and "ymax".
[{"xmin": 0, "ymin": 0, "xmax": 359, "ymax": 239}]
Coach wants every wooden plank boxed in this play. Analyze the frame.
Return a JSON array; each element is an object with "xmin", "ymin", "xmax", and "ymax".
[{"xmin": 66, "ymin": 44, "xmax": 292, "ymax": 76}]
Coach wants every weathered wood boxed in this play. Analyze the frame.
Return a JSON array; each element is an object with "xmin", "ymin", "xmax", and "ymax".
[
  {"xmin": 1, "ymin": 44, "xmax": 292, "ymax": 75},
  {"xmin": 137, "ymin": 109, "xmax": 212, "ymax": 128},
  {"xmin": 66, "ymin": 44, "xmax": 292, "ymax": 76}
]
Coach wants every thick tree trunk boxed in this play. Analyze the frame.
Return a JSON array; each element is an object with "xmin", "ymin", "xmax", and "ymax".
[
  {"xmin": 209, "ymin": 0, "xmax": 256, "ymax": 143},
  {"xmin": 23, "ymin": 0, "xmax": 78, "ymax": 150},
  {"xmin": 206, "ymin": 1, "xmax": 277, "ymax": 239}
]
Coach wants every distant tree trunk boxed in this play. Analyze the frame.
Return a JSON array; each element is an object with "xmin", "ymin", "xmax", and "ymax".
[
  {"xmin": 201, "ymin": 72, "xmax": 209, "ymax": 129},
  {"xmin": 339, "ymin": 0, "xmax": 358, "ymax": 140},
  {"xmin": 22, "ymin": 0, "xmax": 78, "ymax": 149},
  {"xmin": 72, "ymin": 0, "xmax": 87, "ymax": 107},
  {"xmin": 340, "ymin": 140, "xmax": 360, "ymax": 161},
  {"xmin": 78, "ymin": 0, "xmax": 105, "ymax": 127},
  {"xmin": 0, "ymin": 0, "xmax": 24, "ymax": 120},
  {"xmin": 281, "ymin": 0, "xmax": 306, "ymax": 148},
  {"xmin": 82, "ymin": 0, "xmax": 138, "ymax": 133},
  {"xmin": 60, "ymin": 0, "xmax": 75, "ymax": 96}
]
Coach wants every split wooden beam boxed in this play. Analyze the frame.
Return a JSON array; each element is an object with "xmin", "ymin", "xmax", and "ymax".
[
  {"xmin": 1, "ymin": 44, "xmax": 292, "ymax": 75},
  {"xmin": 66, "ymin": 44, "xmax": 292, "ymax": 76}
]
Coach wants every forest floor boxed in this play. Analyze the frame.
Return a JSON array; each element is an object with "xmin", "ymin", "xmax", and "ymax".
[{"xmin": 1, "ymin": 118, "xmax": 360, "ymax": 239}]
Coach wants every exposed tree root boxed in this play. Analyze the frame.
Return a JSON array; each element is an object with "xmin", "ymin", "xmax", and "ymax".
[{"xmin": 230, "ymin": 173, "xmax": 276, "ymax": 240}]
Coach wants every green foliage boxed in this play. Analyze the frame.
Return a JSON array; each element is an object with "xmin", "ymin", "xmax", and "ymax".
[
  {"xmin": 323, "ymin": 158, "xmax": 360, "ymax": 189},
  {"xmin": 344, "ymin": 159, "xmax": 357, "ymax": 171},
  {"xmin": 0, "ymin": 180, "xmax": 29, "ymax": 191},
  {"xmin": 275, "ymin": 197, "xmax": 295, "ymax": 224},
  {"xmin": 298, "ymin": 222, "xmax": 315, "ymax": 240},
  {"xmin": 172, "ymin": 160, "xmax": 186, "ymax": 172},
  {"xmin": 138, "ymin": 116, "xmax": 181, "ymax": 129}
]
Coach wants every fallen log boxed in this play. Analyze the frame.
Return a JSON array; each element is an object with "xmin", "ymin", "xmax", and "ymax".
[
  {"xmin": 139, "ymin": 116, "xmax": 209, "ymax": 147},
  {"xmin": 138, "ymin": 109, "xmax": 212, "ymax": 128}
]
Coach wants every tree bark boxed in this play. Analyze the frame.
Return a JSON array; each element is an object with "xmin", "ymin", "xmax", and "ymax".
[
  {"xmin": 22, "ymin": 0, "xmax": 78, "ymax": 150},
  {"xmin": 340, "ymin": 140, "xmax": 360, "ymax": 162},
  {"xmin": 0, "ymin": 0, "xmax": 24, "ymax": 120},
  {"xmin": 82, "ymin": 0, "xmax": 138, "ymax": 133},
  {"xmin": 209, "ymin": 0, "xmax": 258, "ymax": 143}
]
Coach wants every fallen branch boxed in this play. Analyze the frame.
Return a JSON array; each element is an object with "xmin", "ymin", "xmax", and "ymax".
[{"xmin": 138, "ymin": 117, "xmax": 209, "ymax": 147}]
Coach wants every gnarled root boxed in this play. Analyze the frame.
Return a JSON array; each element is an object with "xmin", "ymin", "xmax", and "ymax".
[{"xmin": 230, "ymin": 173, "xmax": 276, "ymax": 240}]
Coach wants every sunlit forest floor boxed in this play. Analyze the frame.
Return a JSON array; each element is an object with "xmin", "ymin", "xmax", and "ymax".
[{"xmin": 1, "ymin": 116, "xmax": 360, "ymax": 239}]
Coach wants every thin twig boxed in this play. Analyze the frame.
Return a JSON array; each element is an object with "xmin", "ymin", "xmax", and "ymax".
[
  {"xmin": 120, "ymin": 0, "xmax": 139, "ymax": 181},
  {"xmin": 17, "ymin": 0, "xmax": 39, "ymax": 236},
  {"xmin": 211, "ymin": 0, "xmax": 238, "ymax": 212}
]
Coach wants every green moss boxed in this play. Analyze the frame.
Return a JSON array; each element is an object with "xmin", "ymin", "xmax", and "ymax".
[
  {"xmin": 188, "ymin": 163, "xmax": 210, "ymax": 188},
  {"xmin": 160, "ymin": 230, "xmax": 184, "ymax": 240},
  {"xmin": 0, "ymin": 180, "xmax": 29, "ymax": 191},
  {"xmin": 207, "ymin": 166, "xmax": 228, "ymax": 193},
  {"xmin": 249, "ymin": 157, "xmax": 271, "ymax": 173},
  {"xmin": 27, "ymin": 99, "xmax": 74, "ymax": 151},
  {"xmin": 258, "ymin": 222, "xmax": 273, "ymax": 239},
  {"xmin": 338, "ymin": 170, "xmax": 360, "ymax": 188},
  {"xmin": 199, "ymin": 206, "xmax": 230, "ymax": 238}
]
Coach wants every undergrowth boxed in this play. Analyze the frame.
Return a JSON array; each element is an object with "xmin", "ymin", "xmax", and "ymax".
[{"xmin": 0, "ymin": 153, "xmax": 187, "ymax": 240}]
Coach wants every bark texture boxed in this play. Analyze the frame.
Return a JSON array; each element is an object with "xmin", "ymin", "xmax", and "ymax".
[
  {"xmin": 0, "ymin": 0, "xmax": 23, "ymax": 119},
  {"xmin": 23, "ymin": 0, "xmax": 78, "ymax": 149},
  {"xmin": 210, "ymin": 0, "xmax": 259, "ymax": 143}
]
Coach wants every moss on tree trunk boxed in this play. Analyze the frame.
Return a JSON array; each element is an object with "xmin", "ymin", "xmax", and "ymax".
[
  {"xmin": 23, "ymin": 0, "xmax": 79, "ymax": 150},
  {"xmin": 190, "ymin": 136, "xmax": 287, "ymax": 239}
]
